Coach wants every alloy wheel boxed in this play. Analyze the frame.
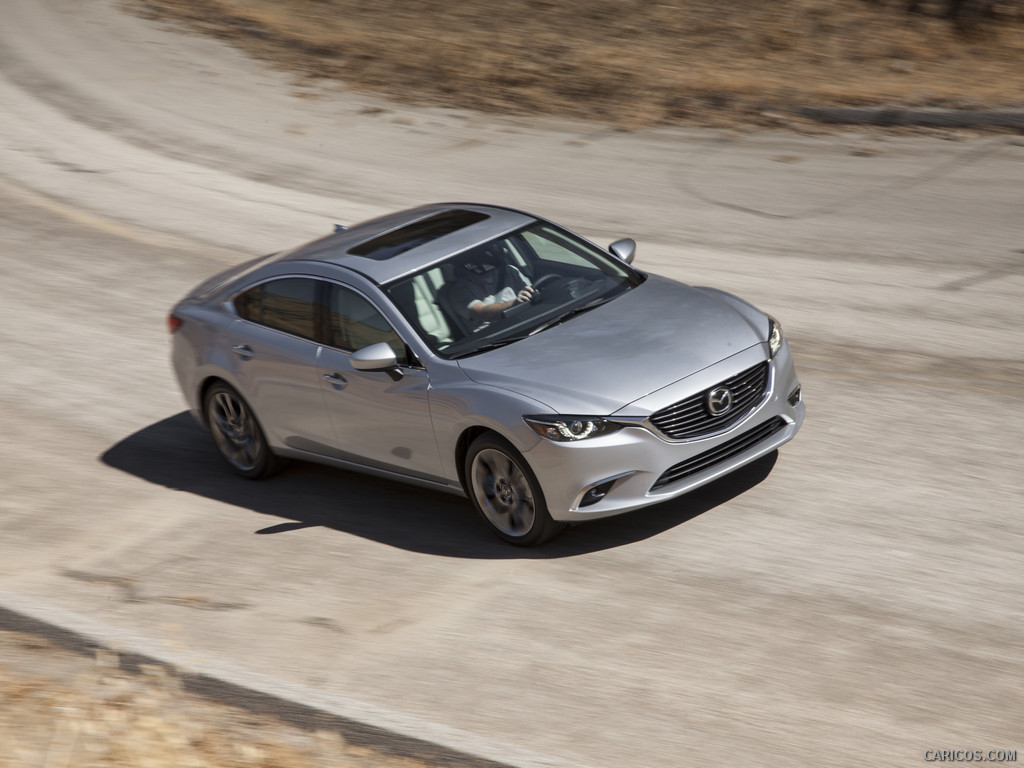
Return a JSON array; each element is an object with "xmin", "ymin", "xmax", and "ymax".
[
  {"xmin": 470, "ymin": 447, "xmax": 537, "ymax": 538},
  {"xmin": 208, "ymin": 389, "xmax": 264, "ymax": 473}
]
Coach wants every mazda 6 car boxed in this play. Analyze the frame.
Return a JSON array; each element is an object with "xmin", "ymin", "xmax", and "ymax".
[{"xmin": 169, "ymin": 203, "xmax": 804, "ymax": 545}]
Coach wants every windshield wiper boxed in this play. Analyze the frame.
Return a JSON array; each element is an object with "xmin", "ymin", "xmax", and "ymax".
[
  {"xmin": 526, "ymin": 296, "xmax": 614, "ymax": 337},
  {"xmin": 449, "ymin": 335, "xmax": 532, "ymax": 359}
]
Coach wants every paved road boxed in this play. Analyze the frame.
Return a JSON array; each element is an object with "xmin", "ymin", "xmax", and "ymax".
[{"xmin": 1, "ymin": 1, "xmax": 1022, "ymax": 766}]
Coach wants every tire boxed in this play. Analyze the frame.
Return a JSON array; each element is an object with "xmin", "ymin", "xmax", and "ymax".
[
  {"xmin": 204, "ymin": 382, "xmax": 282, "ymax": 479},
  {"xmin": 465, "ymin": 434, "xmax": 564, "ymax": 546}
]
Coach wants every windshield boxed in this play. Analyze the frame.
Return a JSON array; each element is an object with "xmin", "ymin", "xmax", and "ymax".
[{"xmin": 384, "ymin": 221, "xmax": 644, "ymax": 359}]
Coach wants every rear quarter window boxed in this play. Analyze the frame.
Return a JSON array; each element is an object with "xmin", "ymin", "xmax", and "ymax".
[{"xmin": 234, "ymin": 278, "xmax": 318, "ymax": 340}]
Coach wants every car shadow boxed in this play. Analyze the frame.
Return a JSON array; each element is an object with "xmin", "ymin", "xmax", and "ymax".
[{"xmin": 101, "ymin": 412, "xmax": 778, "ymax": 559}]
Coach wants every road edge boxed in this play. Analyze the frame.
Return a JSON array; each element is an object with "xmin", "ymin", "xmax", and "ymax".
[
  {"xmin": 0, "ymin": 589, "xmax": 580, "ymax": 768},
  {"xmin": 800, "ymin": 106, "xmax": 1024, "ymax": 128}
]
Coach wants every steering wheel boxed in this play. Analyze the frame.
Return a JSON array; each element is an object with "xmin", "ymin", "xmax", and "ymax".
[{"xmin": 531, "ymin": 274, "xmax": 566, "ymax": 301}]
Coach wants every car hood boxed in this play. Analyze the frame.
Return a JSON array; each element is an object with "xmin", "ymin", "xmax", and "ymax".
[{"xmin": 456, "ymin": 274, "xmax": 766, "ymax": 414}]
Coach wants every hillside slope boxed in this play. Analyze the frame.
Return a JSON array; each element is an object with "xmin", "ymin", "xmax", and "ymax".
[{"xmin": 132, "ymin": 0, "xmax": 1024, "ymax": 129}]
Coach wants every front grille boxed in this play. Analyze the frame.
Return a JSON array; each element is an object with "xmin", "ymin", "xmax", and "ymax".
[
  {"xmin": 650, "ymin": 362, "xmax": 770, "ymax": 440},
  {"xmin": 651, "ymin": 417, "xmax": 786, "ymax": 491}
]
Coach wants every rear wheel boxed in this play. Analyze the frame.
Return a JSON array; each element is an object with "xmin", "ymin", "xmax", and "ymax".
[
  {"xmin": 204, "ymin": 382, "xmax": 281, "ymax": 479},
  {"xmin": 465, "ymin": 434, "xmax": 564, "ymax": 546}
]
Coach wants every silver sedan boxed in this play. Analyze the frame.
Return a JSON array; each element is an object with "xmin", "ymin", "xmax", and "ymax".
[{"xmin": 169, "ymin": 203, "xmax": 804, "ymax": 545}]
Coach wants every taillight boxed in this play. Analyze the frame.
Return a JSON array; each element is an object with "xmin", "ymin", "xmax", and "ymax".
[{"xmin": 167, "ymin": 314, "xmax": 183, "ymax": 333}]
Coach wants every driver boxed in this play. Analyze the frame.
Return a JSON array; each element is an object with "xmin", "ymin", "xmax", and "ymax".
[{"xmin": 449, "ymin": 242, "xmax": 534, "ymax": 325}]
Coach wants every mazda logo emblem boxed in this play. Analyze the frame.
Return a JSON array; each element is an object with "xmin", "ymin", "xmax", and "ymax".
[{"xmin": 707, "ymin": 386, "xmax": 734, "ymax": 416}]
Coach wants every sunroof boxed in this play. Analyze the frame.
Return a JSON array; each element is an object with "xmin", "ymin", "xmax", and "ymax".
[{"xmin": 349, "ymin": 209, "xmax": 489, "ymax": 260}]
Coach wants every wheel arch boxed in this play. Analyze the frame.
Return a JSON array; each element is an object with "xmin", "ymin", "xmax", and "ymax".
[
  {"xmin": 454, "ymin": 425, "xmax": 495, "ymax": 494},
  {"xmin": 198, "ymin": 375, "xmax": 235, "ymax": 429}
]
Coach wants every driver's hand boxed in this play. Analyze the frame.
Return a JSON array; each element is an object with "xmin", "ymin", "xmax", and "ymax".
[{"xmin": 516, "ymin": 286, "xmax": 535, "ymax": 303}]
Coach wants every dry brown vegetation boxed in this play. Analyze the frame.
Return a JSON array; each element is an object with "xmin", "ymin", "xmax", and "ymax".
[
  {"xmin": 0, "ymin": 631, "xmax": 440, "ymax": 768},
  {"xmin": 130, "ymin": 0, "xmax": 1024, "ymax": 129}
]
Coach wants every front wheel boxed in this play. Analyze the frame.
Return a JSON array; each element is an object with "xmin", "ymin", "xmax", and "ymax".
[
  {"xmin": 465, "ymin": 434, "xmax": 564, "ymax": 546},
  {"xmin": 204, "ymin": 382, "xmax": 282, "ymax": 479}
]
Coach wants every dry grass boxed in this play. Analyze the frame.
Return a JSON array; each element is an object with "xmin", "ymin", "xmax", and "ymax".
[
  {"xmin": 0, "ymin": 631, "xmax": 440, "ymax": 768},
  {"xmin": 129, "ymin": 0, "xmax": 1024, "ymax": 129}
]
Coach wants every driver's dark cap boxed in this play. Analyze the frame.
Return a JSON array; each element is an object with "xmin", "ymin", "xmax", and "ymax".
[{"xmin": 463, "ymin": 245, "xmax": 502, "ymax": 274}]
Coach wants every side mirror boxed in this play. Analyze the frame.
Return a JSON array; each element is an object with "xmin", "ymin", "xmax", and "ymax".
[
  {"xmin": 609, "ymin": 238, "xmax": 636, "ymax": 264},
  {"xmin": 351, "ymin": 342, "xmax": 403, "ymax": 381}
]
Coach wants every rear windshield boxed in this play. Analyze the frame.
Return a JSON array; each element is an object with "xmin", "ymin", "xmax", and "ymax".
[{"xmin": 349, "ymin": 210, "xmax": 489, "ymax": 260}]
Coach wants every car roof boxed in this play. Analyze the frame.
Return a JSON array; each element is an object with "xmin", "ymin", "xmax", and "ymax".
[{"xmin": 276, "ymin": 203, "xmax": 537, "ymax": 284}]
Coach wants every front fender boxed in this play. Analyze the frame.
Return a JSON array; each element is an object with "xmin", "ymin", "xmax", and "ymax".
[{"xmin": 427, "ymin": 375, "xmax": 548, "ymax": 485}]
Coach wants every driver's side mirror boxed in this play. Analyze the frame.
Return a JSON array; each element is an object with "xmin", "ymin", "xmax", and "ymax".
[
  {"xmin": 351, "ymin": 342, "xmax": 404, "ymax": 381},
  {"xmin": 609, "ymin": 238, "xmax": 636, "ymax": 264}
]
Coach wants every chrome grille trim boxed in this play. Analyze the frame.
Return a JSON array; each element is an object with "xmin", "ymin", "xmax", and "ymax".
[
  {"xmin": 650, "ymin": 361, "xmax": 770, "ymax": 440},
  {"xmin": 650, "ymin": 417, "xmax": 787, "ymax": 491}
]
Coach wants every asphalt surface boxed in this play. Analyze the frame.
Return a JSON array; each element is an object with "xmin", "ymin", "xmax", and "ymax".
[{"xmin": 1, "ymin": 1, "xmax": 1022, "ymax": 766}]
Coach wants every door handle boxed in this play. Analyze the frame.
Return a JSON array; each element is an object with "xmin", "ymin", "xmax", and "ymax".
[
  {"xmin": 323, "ymin": 372, "xmax": 347, "ymax": 389},
  {"xmin": 232, "ymin": 344, "xmax": 254, "ymax": 359}
]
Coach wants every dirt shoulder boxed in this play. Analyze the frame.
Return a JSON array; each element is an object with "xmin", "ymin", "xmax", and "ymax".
[{"xmin": 129, "ymin": 0, "xmax": 1024, "ymax": 130}]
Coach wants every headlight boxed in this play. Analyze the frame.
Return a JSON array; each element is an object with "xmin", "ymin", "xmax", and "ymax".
[
  {"xmin": 767, "ymin": 315, "xmax": 783, "ymax": 358},
  {"xmin": 523, "ymin": 415, "xmax": 622, "ymax": 442}
]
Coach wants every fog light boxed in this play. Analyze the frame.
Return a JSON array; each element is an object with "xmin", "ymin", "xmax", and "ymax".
[
  {"xmin": 580, "ymin": 479, "xmax": 616, "ymax": 508},
  {"xmin": 788, "ymin": 386, "xmax": 802, "ymax": 406}
]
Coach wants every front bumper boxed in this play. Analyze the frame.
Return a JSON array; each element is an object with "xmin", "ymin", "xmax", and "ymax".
[{"xmin": 522, "ymin": 345, "xmax": 805, "ymax": 522}]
